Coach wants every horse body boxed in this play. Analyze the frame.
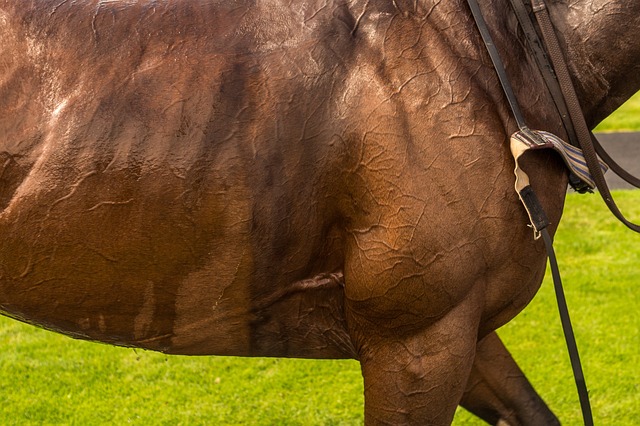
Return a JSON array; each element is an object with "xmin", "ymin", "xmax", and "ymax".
[
  {"xmin": 0, "ymin": 0, "xmax": 547, "ymax": 356},
  {"xmin": 1, "ymin": 0, "xmax": 638, "ymax": 423}
]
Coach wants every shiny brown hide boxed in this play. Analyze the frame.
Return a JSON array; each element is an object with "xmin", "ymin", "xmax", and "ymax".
[{"xmin": 1, "ymin": 0, "xmax": 639, "ymax": 424}]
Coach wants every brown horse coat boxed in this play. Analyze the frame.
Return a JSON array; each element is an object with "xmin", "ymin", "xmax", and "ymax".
[{"xmin": 1, "ymin": 0, "xmax": 639, "ymax": 423}]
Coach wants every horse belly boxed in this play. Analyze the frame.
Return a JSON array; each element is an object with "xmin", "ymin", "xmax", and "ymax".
[
  {"xmin": 0, "ymin": 145, "xmax": 357, "ymax": 359},
  {"xmin": 0, "ymin": 162, "xmax": 254, "ymax": 352}
]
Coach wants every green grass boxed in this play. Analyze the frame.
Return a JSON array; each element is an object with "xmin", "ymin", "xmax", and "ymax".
[
  {"xmin": 595, "ymin": 91, "xmax": 640, "ymax": 132},
  {"xmin": 0, "ymin": 327, "xmax": 364, "ymax": 425},
  {"xmin": 1, "ymin": 191, "xmax": 639, "ymax": 425},
  {"xmin": 456, "ymin": 190, "xmax": 640, "ymax": 425}
]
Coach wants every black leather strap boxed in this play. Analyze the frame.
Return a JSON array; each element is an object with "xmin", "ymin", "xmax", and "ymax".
[
  {"xmin": 507, "ymin": 0, "xmax": 579, "ymax": 147},
  {"xmin": 466, "ymin": 0, "xmax": 528, "ymax": 130},
  {"xmin": 541, "ymin": 228, "xmax": 594, "ymax": 426},
  {"xmin": 465, "ymin": 0, "xmax": 594, "ymax": 424},
  {"xmin": 514, "ymin": 183, "xmax": 593, "ymax": 426},
  {"xmin": 509, "ymin": 0, "xmax": 640, "ymax": 194},
  {"xmin": 530, "ymin": 0, "xmax": 640, "ymax": 232}
]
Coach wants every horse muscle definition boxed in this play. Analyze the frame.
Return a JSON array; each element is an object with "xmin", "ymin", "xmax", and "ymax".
[{"xmin": 1, "ymin": 0, "xmax": 638, "ymax": 424}]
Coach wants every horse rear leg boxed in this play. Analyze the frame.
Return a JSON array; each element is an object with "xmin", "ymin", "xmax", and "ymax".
[{"xmin": 460, "ymin": 332, "xmax": 560, "ymax": 426}]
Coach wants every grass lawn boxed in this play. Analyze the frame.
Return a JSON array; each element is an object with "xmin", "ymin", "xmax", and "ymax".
[
  {"xmin": 456, "ymin": 190, "xmax": 640, "ymax": 425},
  {"xmin": 1, "ymin": 190, "xmax": 638, "ymax": 425},
  {"xmin": 595, "ymin": 91, "xmax": 640, "ymax": 132}
]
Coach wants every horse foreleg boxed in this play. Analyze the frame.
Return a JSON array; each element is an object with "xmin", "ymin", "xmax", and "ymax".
[
  {"xmin": 460, "ymin": 332, "xmax": 560, "ymax": 426},
  {"xmin": 350, "ymin": 291, "xmax": 483, "ymax": 425}
]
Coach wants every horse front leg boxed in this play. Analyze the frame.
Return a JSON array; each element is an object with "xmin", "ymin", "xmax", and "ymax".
[
  {"xmin": 347, "ymin": 285, "xmax": 484, "ymax": 425},
  {"xmin": 460, "ymin": 332, "xmax": 560, "ymax": 426}
]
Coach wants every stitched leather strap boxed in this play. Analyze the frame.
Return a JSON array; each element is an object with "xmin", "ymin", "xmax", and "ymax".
[
  {"xmin": 509, "ymin": 0, "xmax": 640, "ymax": 194},
  {"xmin": 507, "ymin": 0, "xmax": 579, "ymax": 147},
  {"xmin": 530, "ymin": 0, "xmax": 640, "ymax": 232},
  {"xmin": 465, "ymin": 1, "xmax": 594, "ymax": 424}
]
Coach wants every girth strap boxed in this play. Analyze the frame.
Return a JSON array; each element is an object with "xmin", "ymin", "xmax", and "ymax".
[{"xmin": 512, "ymin": 129, "xmax": 607, "ymax": 195}]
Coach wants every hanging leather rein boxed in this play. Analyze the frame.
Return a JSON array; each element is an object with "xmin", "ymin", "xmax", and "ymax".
[{"xmin": 466, "ymin": 0, "xmax": 640, "ymax": 424}]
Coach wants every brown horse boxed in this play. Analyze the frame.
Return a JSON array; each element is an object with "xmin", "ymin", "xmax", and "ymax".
[{"xmin": 1, "ymin": 0, "xmax": 638, "ymax": 424}]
